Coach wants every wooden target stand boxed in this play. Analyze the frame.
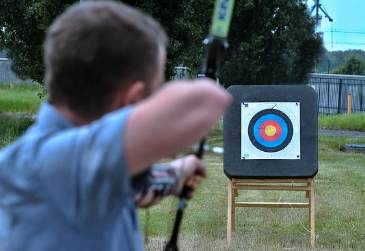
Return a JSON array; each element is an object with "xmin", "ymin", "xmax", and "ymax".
[{"xmin": 227, "ymin": 178, "xmax": 315, "ymax": 247}]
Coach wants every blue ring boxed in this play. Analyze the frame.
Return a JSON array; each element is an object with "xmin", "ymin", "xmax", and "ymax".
[{"xmin": 253, "ymin": 114, "xmax": 288, "ymax": 148}]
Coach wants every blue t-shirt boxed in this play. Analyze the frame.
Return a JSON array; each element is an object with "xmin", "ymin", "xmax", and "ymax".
[{"xmin": 0, "ymin": 102, "xmax": 144, "ymax": 251}]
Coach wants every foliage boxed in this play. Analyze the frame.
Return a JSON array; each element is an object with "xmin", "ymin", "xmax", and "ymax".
[
  {"xmin": 0, "ymin": 0, "xmax": 213, "ymax": 82},
  {"xmin": 122, "ymin": 0, "xmax": 213, "ymax": 79},
  {"xmin": 1, "ymin": 0, "xmax": 325, "ymax": 85},
  {"xmin": 316, "ymin": 49, "xmax": 365, "ymax": 73},
  {"xmin": 220, "ymin": 0, "xmax": 323, "ymax": 87},
  {"xmin": 0, "ymin": 0, "xmax": 75, "ymax": 83},
  {"xmin": 335, "ymin": 56, "xmax": 365, "ymax": 75}
]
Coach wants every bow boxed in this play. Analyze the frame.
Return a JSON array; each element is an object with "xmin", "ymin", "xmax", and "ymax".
[{"xmin": 164, "ymin": 1, "xmax": 235, "ymax": 250}]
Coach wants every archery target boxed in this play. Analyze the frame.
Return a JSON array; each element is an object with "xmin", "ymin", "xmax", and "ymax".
[{"xmin": 241, "ymin": 102, "xmax": 300, "ymax": 159}]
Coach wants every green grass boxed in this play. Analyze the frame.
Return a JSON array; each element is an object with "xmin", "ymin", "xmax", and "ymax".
[
  {"xmin": 140, "ymin": 133, "xmax": 365, "ymax": 251},
  {"xmin": 1, "ymin": 83, "xmax": 365, "ymax": 250},
  {"xmin": 0, "ymin": 82, "xmax": 42, "ymax": 148},
  {"xmin": 319, "ymin": 113, "xmax": 365, "ymax": 131},
  {"xmin": 0, "ymin": 82, "xmax": 45, "ymax": 114},
  {"xmin": 0, "ymin": 114, "xmax": 35, "ymax": 148}
]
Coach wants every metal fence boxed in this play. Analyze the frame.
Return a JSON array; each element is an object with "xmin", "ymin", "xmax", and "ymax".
[
  {"xmin": 308, "ymin": 73, "xmax": 365, "ymax": 115},
  {"xmin": 0, "ymin": 58, "xmax": 22, "ymax": 83}
]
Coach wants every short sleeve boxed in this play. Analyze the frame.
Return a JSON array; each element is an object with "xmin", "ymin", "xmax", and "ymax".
[{"xmin": 37, "ymin": 107, "xmax": 134, "ymax": 227}]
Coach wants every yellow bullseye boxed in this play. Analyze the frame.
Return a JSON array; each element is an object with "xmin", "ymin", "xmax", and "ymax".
[{"xmin": 265, "ymin": 125, "xmax": 276, "ymax": 136}]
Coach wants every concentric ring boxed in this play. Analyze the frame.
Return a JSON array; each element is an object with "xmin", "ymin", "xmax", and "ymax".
[{"xmin": 248, "ymin": 109, "xmax": 293, "ymax": 152}]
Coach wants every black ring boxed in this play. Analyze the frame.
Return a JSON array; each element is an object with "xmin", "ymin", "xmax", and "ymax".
[{"xmin": 248, "ymin": 109, "xmax": 293, "ymax": 152}]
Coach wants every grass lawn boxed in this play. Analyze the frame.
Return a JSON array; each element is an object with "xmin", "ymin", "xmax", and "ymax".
[
  {"xmin": 0, "ymin": 114, "xmax": 34, "ymax": 147},
  {"xmin": 319, "ymin": 113, "xmax": 365, "ymax": 132},
  {"xmin": 0, "ymin": 82, "xmax": 43, "ymax": 147},
  {"xmin": 1, "ymin": 83, "xmax": 365, "ymax": 250},
  {"xmin": 0, "ymin": 82, "xmax": 45, "ymax": 114},
  {"xmin": 140, "ymin": 131, "xmax": 365, "ymax": 251}
]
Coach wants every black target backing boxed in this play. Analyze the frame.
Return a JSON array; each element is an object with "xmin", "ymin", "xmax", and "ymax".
[{"xmin": 223, "ymin": 85, "xmax": 318, "ymax": 179}]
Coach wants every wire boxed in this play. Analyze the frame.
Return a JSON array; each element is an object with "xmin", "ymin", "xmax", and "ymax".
[
  {"xmin": 322, "ymin": 29, "xmax": 365, "ymax": 34},
  {"xmin": 288, "ymin": 203, "xmax": 311, "ymax": 234},
  {"xmin": 323, "ymin": 41, "xmax": 365, "ymax": 46},
  {"xmin": 276, "ymin": 197, "xmax": 312, "ymax": 235}
]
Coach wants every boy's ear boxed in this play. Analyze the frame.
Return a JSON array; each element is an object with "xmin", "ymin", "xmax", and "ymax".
[{"xmin": 118, "ymin": 81, "xmax": 146, "ymax": 107}]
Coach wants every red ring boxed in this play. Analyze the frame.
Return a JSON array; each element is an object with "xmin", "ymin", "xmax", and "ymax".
[{"xmin": 259, "ymin": 120, "xmax": 282, "ymax": 142}]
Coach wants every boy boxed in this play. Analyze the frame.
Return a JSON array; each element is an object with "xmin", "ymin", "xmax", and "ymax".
[{"xmin": 0, "ymin": 1, "xmax": 231, "ymax": 250}]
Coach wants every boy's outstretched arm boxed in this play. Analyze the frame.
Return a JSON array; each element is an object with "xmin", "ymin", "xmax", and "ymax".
[{"xmin": 125, "ymin": 78, "xmax": 232, "ymax": 176}]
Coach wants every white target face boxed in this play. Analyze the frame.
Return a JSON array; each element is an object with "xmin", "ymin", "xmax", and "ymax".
[{"xmin": 241, "ymin": 102, "xmax": 300, "ymax": 159}]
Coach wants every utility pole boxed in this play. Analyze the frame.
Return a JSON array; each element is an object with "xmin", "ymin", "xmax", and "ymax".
[
  {"xmin": 310, "ymin": 0, "xmax": 333, "ymax": 27},
  {"xmin": 310, "ymin": 0, "xmax": 333, "ymax": 51}
]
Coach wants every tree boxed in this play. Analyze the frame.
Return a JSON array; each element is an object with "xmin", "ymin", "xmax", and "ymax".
[
  {"xmin": 0, "ymin": 0, "xmax": 75, "ymax": 83},
  {"xmin": 0, "ymin": 0, "xmax": 213, "ymax": 83},
  {"xmin": 316, "ymin": 49, "xmax": 365, "ymax": 73},
  {"xmin": 1, "ymin": 0, "xmax": 323, "ymax": 85},
  {"xmin": 316, "ymin": 47, "xmax": 331, "ymax": 73},
  {"xmin": 220, "ymin": 0, "xmax": 323, "ymax": 87},
  {"xmin": 122, "ymin": 0, "xmax": 213, "ymax": 79},
  {"xmin": 326, "ymin": 50, "xmax": 345, "ymax": 72},
  {"xmin": 337, "ymin": 57, "xmax": 365, "ymax": 75}
]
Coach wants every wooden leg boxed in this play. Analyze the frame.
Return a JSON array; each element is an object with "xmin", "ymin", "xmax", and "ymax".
[
  {"xmin": 232, "ymin": 189, "xmax": 236, "ymax": 231},
  {"xmin": 227, "ymin": 179, "xmax": 232, "ymax": 242},
  {"xmin": 309, "ymin": 178, "xmax": 315, "ymax": 247},
  {"xmin": 227, "ymin": 178, "xmax": 315, "ymax": 246},
  {"xmin": 306, "ymin": 178, "xmax": 310, "ymax": 198}
]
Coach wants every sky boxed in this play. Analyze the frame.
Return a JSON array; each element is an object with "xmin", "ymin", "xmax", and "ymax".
[{"xmin": 307, "ymin": 0, "xmax": 365, "ymax": 52}]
